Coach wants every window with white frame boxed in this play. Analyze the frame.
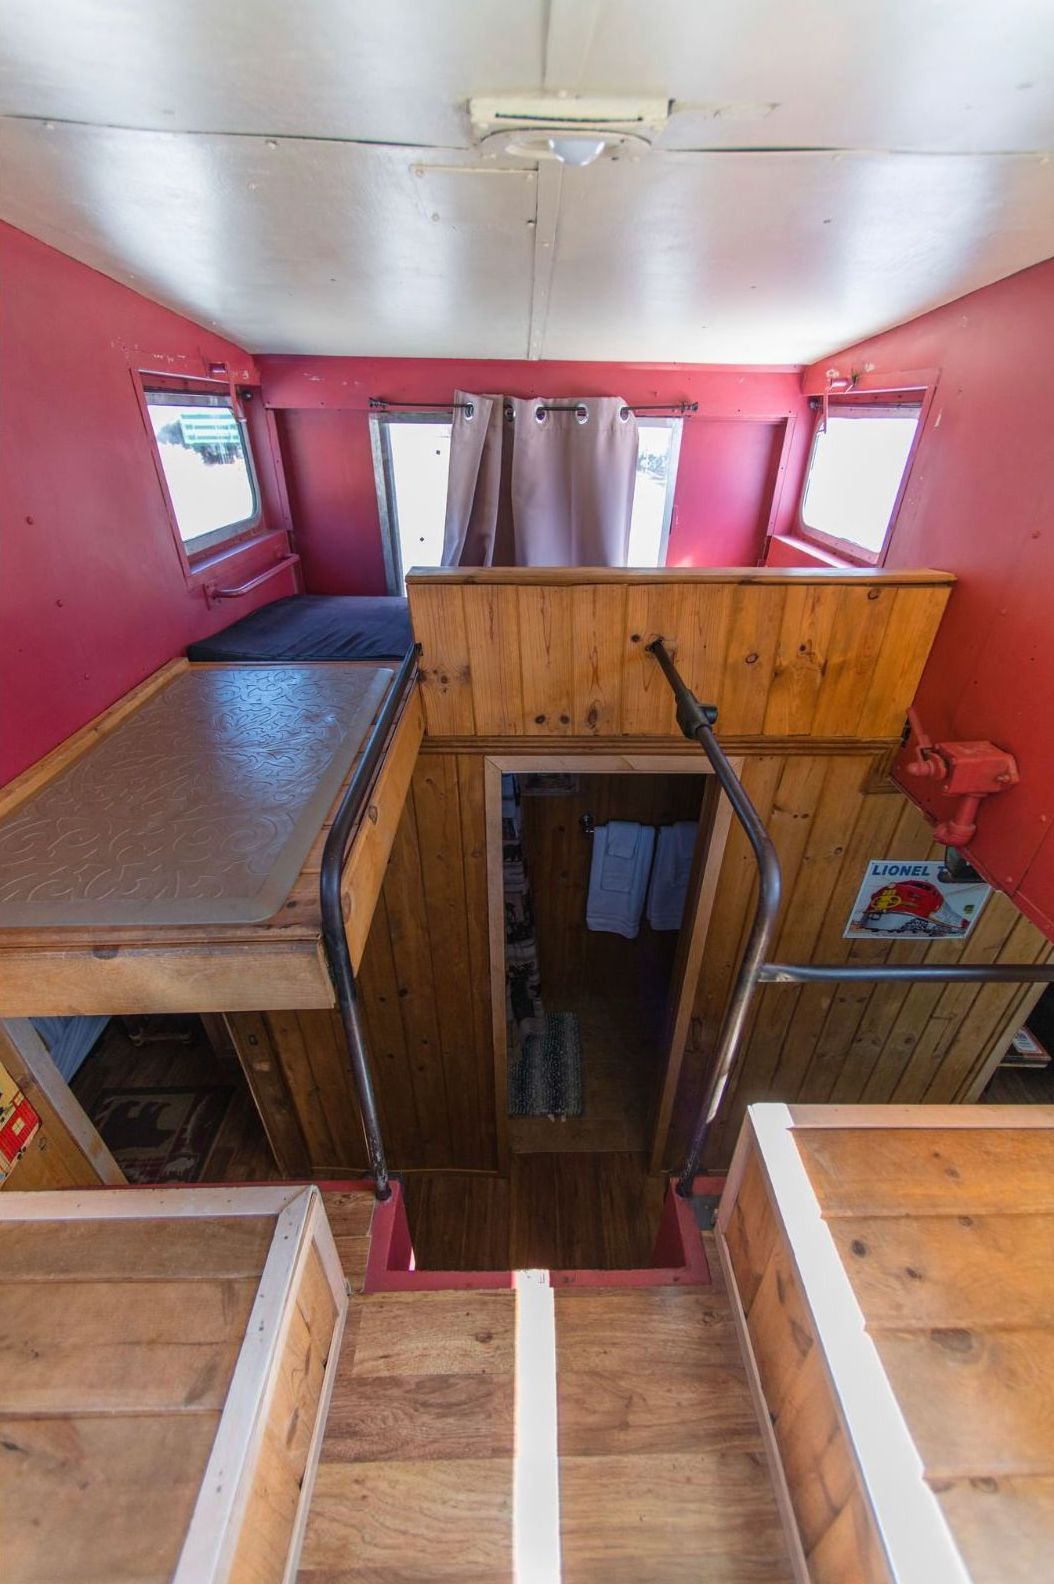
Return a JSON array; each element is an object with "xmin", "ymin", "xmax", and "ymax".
[
  {"xmin": 800, "ymin": 398, "xmax": 922, "ymax": 562},
  {"xmin": 371, "ymin": 411, "xmax": 682, "ymax": 589}
]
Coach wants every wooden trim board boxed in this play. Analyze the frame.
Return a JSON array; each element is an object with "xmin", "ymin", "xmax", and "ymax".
[
  {"xmin": 173, "ymin": 1184, "xmax": 348, "ymax": 1584},
  {"xmin": 1, "ymin": 1019, "xmax": 123, "ymax": 1186},
  {"xmin": 407, "ymin": 567, "xmax": 955, "ymax": 587}
]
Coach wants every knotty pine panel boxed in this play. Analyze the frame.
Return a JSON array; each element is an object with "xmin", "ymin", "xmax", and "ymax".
[
  {"xmin": 520, "ymin": 772, "xmax": 710, "ymax": 1001},
  {"xmin": 406, "ymin": 570, "xmax": 953, "ymax": 741},
  {"xmin": 667, "ymin": 767, "xmax": 1053, "ymax": 1172},
  {"xmin": 245, "ymin": 745, "xmax": 1047, "ymax": 1179}
]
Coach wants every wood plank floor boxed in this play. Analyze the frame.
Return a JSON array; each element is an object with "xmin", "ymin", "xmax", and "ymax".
[
  {"xmin": 301, "ymin": 1192, "xmax": 794, "ymax": 1584},
  {"xmin": 405, "ymin": 1150, "xmax": 665, "ymax": 1270},
  {"xmin": 508, "ymin": 993, "xmax": 662, "ymax": 1156}
]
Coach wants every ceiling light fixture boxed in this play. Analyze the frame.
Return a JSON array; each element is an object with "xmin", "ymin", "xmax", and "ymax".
[{"xmin": 547, "ymin": 135, "xmax": 608, "ymax": 167}]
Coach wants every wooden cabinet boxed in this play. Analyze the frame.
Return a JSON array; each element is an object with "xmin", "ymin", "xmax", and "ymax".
[
  {"xmin": 0, "ymin": 1183, "xmax": 347, "ymax": 1584},
  {"xmin": 719, "ymin": 1104, "xmax": 1054, "ymax": 1583}
]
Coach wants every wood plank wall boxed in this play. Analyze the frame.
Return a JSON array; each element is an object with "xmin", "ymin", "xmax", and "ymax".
[
  {"xmin": 669, "ymin": 760, "xmax": 1054, "ymax": 1171},
  {"xmin": 407, "ymin": 568, "xmax": 953, "ymax": 742},
  {"xmin": 229, "ymin": 756, "xmax": 497, "ymax": 1175},
  {"xmin": 520, "ymin": 772, "xmax": 709, "ymax": 999},
  {"xmin": 328, "ymin": 569, "xmax": 1052, "ymax": 1176}
]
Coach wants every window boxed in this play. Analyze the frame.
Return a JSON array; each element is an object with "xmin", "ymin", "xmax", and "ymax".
[
  {"xmin": 630, "ymin": 418, "xmax": 681, "ymax": 566},
  {"xmin": 372, "ymin": 411, "xmax": 682, "ymax": 589},
  {"xmin": 800, "ymin": 399, "xmax": 922, "ymax": 562},
  {"xmin": 145, "ymin": 388, "xmax": 259, "ymax": 557}
]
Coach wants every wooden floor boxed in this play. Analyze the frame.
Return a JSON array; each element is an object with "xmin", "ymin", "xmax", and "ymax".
[
  {"xmin": 71, "ymin": 1015, "xmax": 276, "ymax": 1182},
  {"xmin": 405, "ymin": 1150, "xmax": 666, "ymax": 1270},
  {"xmin": 302, "ymin": 1191, "xmax": 793, "ymax": 1584},
  {"xmin": 509, "ymin": 993, "xmax": 662, "ymax": 1156}
]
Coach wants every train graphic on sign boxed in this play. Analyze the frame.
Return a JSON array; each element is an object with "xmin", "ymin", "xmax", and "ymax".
[{"xmin": 844, "ymin": 860, "xmax": 991, "ymax": 941}]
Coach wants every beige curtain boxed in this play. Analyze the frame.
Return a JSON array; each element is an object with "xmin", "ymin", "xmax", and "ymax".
[{"xmin": 441, "ymin": 392, "xmax": 638, "ymax": 567}]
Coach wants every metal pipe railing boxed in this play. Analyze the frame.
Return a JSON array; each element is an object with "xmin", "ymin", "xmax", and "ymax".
[
  {"xmin": 319, "ymin": 644, "xmax": 420, "ymax": 1200},
  {"xmin": 646, "ymin": 640, "xmax": 782, "ymax": 1195},
  {"xmin": 645, "ymin": 637, "xmax": 1054, "ymax": 1197},
  {"xmin": 761, "ymin": 961, "xmax": 1054, "ymax": 984}
]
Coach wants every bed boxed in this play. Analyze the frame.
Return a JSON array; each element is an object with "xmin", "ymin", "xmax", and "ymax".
[{"xmin": 186, "ymin": 594, "xmax": 413, "ymax": 664}]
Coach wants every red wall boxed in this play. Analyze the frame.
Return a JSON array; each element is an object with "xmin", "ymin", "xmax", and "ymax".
[
  {"xmin": 788, "ymin": 259, "xmax": 1054, "ymax": 938},
  {"xmin": 0, "ymin": 223, "xmax": 296, "ymax": 784},
  {"xmin": 260, "ymin": 357, "xmax": 811, "ymax": 592}
]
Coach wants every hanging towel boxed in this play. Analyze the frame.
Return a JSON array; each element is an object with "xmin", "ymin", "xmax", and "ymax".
[
  {"xmin": 647, "ymin": 821, "xmax": 698, "ymax": 932},
  {"xmin": 586, "ymin": 821, "xmax": 656, "ymax": 939}
]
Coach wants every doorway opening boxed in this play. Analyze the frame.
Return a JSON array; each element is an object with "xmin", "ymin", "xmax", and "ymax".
[
  {"xmin": 439, "ymin": 753, "xmax": 736, "ymax": 1271},
  {"xmin": 507, "ymin": 769, "xmax": 711, "ymax": 1156}
]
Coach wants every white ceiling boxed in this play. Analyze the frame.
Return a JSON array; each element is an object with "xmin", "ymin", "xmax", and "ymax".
[{"xmin": 1, "ymin": 0, "xmax": 1053, "ymax": 363}]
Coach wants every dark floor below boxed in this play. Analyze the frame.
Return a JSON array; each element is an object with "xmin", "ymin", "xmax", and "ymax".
[
  {"xmin": 72, "ymin": 1015, "xmax": 275, "ymax": 1182},
  {"xmin": 404, "ymin": 1149, "xmax": 666, "ymax": 1270}
]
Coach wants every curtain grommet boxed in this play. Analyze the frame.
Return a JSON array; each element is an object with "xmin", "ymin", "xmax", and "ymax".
[
  {"xmin": 619, "ymin": 405, "xmax": 631, "ymax": 422},
  {"xmin": 575, "ymin": 403, "xmax": 590, "ymax": 425},
  {"xmin": 504, "ymin": 404, "xmax": 515, "ymax": 422},
  {"xmin": 534, "ymin": 405, "xmax": 547, "ymax": 425},
  {"xmin": 464, "ymin": 401, "xmax": 475, "ymax": 420}
]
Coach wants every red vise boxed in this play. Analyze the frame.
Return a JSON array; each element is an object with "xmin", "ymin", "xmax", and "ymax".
[{"xmin": 904, "ymin": 708, "xmax": 1020, "ymax": 848}]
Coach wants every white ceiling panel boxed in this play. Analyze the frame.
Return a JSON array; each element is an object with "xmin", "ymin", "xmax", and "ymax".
[
  {"xmin": 0, "ymin": 122, "xmax": 538, "ymax": 355},
  {"xmin": 1, "ymin": 1, "xmax": 1053, "ymax": 362},
  {"xmin": 542, "ymin": 150, "xmax": 1054, "ymax": 362},
  {"xmin": 585, "ymin": 0, "xmax": 1054, "ymax": 154},
  {"xmin": 0, "ymin": 0, "xmax": 544, "ymax": 143},
  {"xmin": 1, "ymin": 0, "xmax": 1051, "ymax": 152}
]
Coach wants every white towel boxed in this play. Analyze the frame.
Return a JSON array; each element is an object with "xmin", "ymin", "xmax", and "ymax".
[
  {"xmin": 586, "ymin": 821, "xmax": 656, "ymax": 939},
  {"xmin": 646, "ymin": 821, "xmax": 698, "ymax": 932}
]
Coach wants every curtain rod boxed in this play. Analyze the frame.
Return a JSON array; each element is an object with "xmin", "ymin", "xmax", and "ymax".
[{"xmin": 369, "ymin": 397, "xmax": 699, "ymax": 416}]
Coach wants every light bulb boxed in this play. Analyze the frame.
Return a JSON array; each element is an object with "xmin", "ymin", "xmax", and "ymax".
[{"xmin": 546, "ymin": 136, "xmax": 607, "ymax": 167}]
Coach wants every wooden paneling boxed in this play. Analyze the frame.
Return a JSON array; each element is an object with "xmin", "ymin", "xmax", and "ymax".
[
  {"xmin": 230, "ymin": 1245, "xmax": 339, "ymax": 1584},
  {"xmin": 719, "ymin": 1131, "xmax": 891, "ymax": 1583},
  {"xmin": 520, "ymin": 772, "xmax": 709, "ymax": 999},
  {"xmin": 668, "ymin": 766, "xmax": 1054, "ymax": 1170},
  {"xmin": 406, "ymin": 569, "xmax": 953, "ymax": 742},
  {"xmin": 788, "ymin": 1112, "xmax": 1054, "ymax": 1584},
  {"xmin": 228, "ymin": 754, "xmax": 496, "ymax": 1174}
]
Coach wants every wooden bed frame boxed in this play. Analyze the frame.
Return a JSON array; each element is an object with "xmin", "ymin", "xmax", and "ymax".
[{"xmin": 0, "ymin": 658, "xmax": 423, "ymax": 1017}]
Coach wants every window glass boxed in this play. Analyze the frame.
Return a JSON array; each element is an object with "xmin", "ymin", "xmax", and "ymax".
[
  {"xmin": 628, "ymin": 419, "xmax": 680, "ymax": 566},
  {"xmin": 385, "ymin": 420, "xmax": 453, "ymax": 582},
  {"xmin": 146, "ymin": 390, "xmax": 257, "ymax": 554},
  {"xmin": 801, "ymin": 407, "xmax": 920, "ymax": 557},
  {"xmin": 376, "ymin": 413, "xmax": 681, "ymax": 587}
]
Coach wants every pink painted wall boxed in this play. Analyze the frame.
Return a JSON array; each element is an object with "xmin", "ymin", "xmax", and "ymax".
[
  {"xmin": 260, "ymin": 357, "xmax": 810, "ymax": 592},
  {"xmin": 0, "ymin": 222, "xmax": 295, "ymax": 783},
  {"xmin": 790, "ymin": 258, "xmax": 1054, "ymax": 938}
]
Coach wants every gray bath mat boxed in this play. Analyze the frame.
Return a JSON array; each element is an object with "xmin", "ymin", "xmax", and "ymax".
[{"xmin": 508, "ymin": 1011, "xmax": 584, "ymax": 1118}]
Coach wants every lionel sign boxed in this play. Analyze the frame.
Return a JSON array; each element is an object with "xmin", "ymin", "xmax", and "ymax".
[{"xmin": 844, "ymin": 859, "xmax": 991, "ymax": 942}]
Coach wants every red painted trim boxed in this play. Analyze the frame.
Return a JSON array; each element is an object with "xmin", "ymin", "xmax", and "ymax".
[
  {"xmin": 363, "ymin": 1182, "xmax": 514, "ymax": 1292},
  {"xmin": 362, "ymin": 1180, "xmax": 712, "ymax": 1293}
]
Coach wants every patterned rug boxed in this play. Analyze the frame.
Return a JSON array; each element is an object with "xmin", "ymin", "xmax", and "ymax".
[
  {"xmin": 90, "ymin": 1086, "xmax": 233, "ymax": 1183},
  {"xmin": 508, "ymin": 1011, "xmax": 584, "ymax": 1118}
]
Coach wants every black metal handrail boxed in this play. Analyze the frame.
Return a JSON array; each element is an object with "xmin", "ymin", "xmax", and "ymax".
[
  {"xmin": 645, "ymin": 638, "xmax": 1054, "ymax": 1197},
  {"xmin": 320, "ymin": 644, "xmax": 420, "ymax": 1200}
]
